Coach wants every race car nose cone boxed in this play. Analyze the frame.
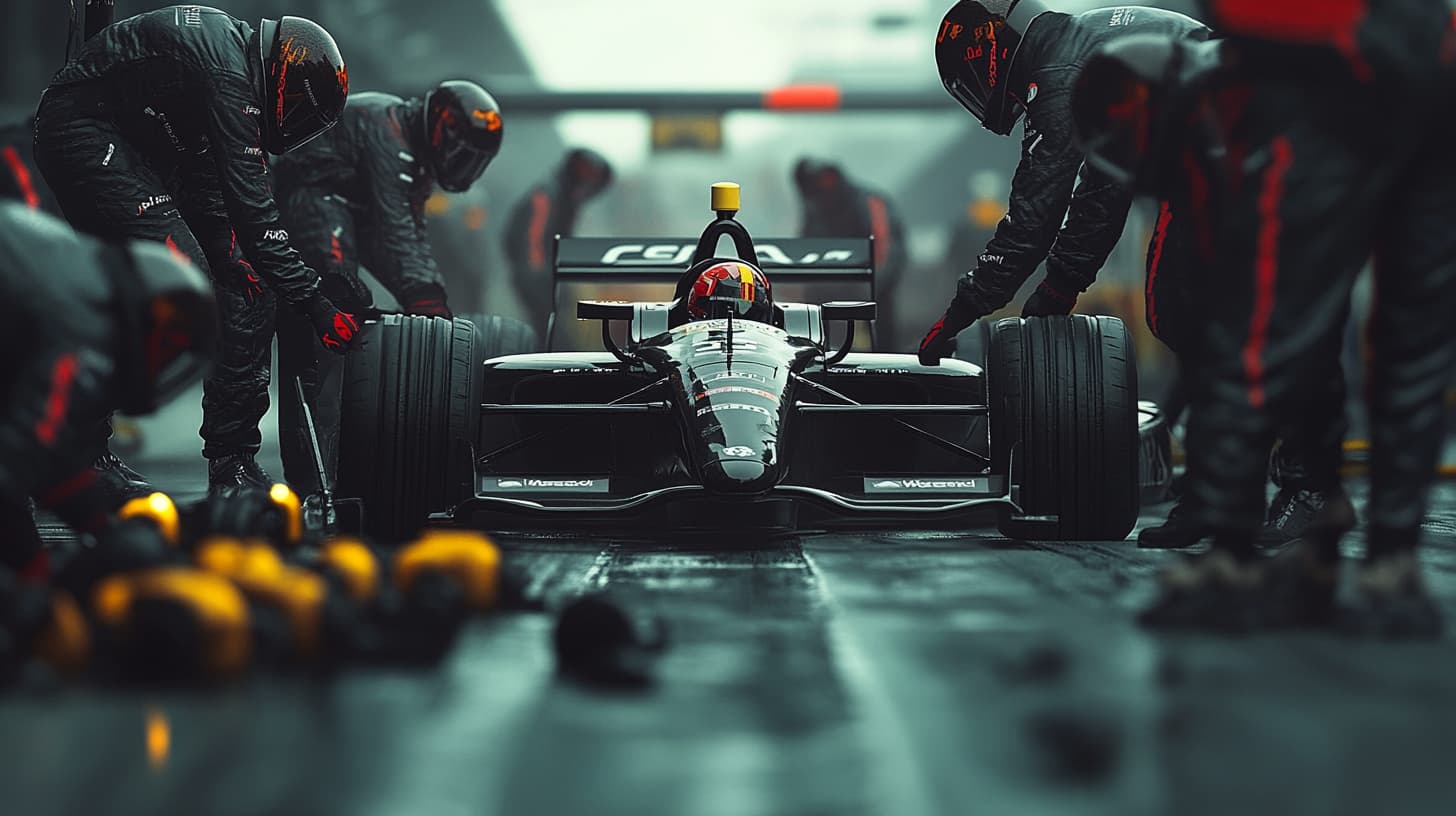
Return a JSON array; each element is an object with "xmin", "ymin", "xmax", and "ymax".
[{"xmin": 702, "ymin": 459, "xmax": 772, "ymax": 494}]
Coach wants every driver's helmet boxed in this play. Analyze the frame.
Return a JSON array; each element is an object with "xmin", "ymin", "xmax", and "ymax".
[{"xmin": 686, "ymin": 261, "xmax": 774, "ymax": 323}]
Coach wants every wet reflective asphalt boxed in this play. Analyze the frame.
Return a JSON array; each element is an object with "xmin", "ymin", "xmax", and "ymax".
[{"xmin": 4, "ymin": 394, "xmax": 1455, "ymax": 816}]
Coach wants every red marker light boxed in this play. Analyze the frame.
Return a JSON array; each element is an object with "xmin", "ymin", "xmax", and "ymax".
[{"xmin": 762, "ymin": 84, "xmax": 842, "ymax": 111}]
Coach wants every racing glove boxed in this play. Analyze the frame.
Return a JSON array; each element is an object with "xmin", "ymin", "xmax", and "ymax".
[
  {"xmin": 303, "ymin": 295, "xmax": 360, "ymax": 354},
  {"xmin": 1021, "ymin": 279, "xmax": 1079, "ymax": 318},
  {"xmin": 240, "ymin": 269, "xmax": 267, "ymax": 306},
  {"xmin": 401, "ymin": 285, "xmax": 452, "ymax": 319},
  {"xmin": 918, "ymin": 280, "xmax": 985, "ymax": 366}
]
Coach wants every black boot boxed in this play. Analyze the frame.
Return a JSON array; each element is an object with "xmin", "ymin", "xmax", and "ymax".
[
  {"xmin": 207, "ymin": 453, "xmax": 273, "ymax": 497},
  {"xmin": 1256, "ymin": 485, "xmax": 1357, "ymax": 550},
  {"xmin": 1137, "ymin": 548, "xmax": 1265, "ymax": 632},
  {"xmin": 1257, "ymin": 536, "xmax": 1342, "ymax": 628},
  {"xmin": 1342, "ymin": 552, "xmax": 1444, "ymax": 639},
  {"xmin": 93, "ymin": 449, "xmax": 155, "ymax": 503},
  {"xmin": 1137, "ymin": 495, "xmax": 1207, "ymax": 549}
]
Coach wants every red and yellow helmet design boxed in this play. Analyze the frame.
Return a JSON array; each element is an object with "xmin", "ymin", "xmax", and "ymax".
[{"xmin": 686, "ymin": 262, "xmax": 774, "ymax": 323}]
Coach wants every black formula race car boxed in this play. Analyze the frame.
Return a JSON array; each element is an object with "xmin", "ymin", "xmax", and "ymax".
[{"xmin": 335, "ymin": 184, "xmax": 1172, "ymax": 540}]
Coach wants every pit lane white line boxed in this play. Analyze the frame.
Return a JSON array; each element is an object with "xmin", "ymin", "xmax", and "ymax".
[
  {"xmin": 520, "ymin": 556, "xmax": 566, "ymax": 600},
  {"xmin": 802, "ymin": 551, "xmax": 937, "ymax": 816},
  {"xmin": 581, "ymin": 543, "xmax": 619, "ymax": 590}
]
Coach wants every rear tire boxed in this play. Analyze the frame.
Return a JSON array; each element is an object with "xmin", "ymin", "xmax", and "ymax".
[
  {"xmin": 988, "ymin": 315, "xmax": 1139, "ymax": 541},
  {"xmin": 460, "ymin": 312, "xmax": 539, "ymax": 359},
  {"xmin": 336, "ymin": 315, "xmax": 479, "ymax": 541}
]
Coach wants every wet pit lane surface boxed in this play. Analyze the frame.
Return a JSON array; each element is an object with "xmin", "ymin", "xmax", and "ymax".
[{"xmin": 6, "ymin": 450, "xmax": 1456, "ymax": 816}]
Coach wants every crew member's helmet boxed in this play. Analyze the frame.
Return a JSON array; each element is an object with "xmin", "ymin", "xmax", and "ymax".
[
  {"xmin": 423, "ymin": 80, "xmax": 505, "ymax": 193},
  {"xmin": 934, "ymin": 0, "xmax": 1055, "ymax": 135},
  {"xmin": 792, "ymin": 158, "xmax": 846, "ymax": 198},
  {"xmin": 114, "ymin": 240, "xmax": 221, "ymax": 415},
  {"xmin": 560, "ymin": 148, "xmax": 614, "ymax": 203},
  {"xmin": 0, "ymin": 205, "xmax": 219, "ymax": 417},
  {"xmin": 256, "ymin": 16, "xmax": 349, "ymax": 154},
  {"xmin": 686, "ymin": 261, "xmax": 774, "ymax": 324}
]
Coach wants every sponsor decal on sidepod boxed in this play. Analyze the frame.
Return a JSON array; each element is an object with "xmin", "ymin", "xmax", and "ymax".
[
  {"xmin": 865, "ymin": 478, "xmax": 985, "ymax": 491},
  {"xmin": 482, "ymin": 477, "xmax": 609, "ymax": 493}
]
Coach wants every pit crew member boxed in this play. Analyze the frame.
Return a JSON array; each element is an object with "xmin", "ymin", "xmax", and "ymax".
[
  {"xmin": 272, "ymin": 80, "xmax": 505, "ymax": 492},
  {"xmin": 31, "ymin": 6, "xmax": 356, "ymax": 496}
]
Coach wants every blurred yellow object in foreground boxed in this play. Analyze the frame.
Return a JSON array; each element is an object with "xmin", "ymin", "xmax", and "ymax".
[{"xmin": 146, "ymin": 708, "xmax": 170, "ymax": 771}]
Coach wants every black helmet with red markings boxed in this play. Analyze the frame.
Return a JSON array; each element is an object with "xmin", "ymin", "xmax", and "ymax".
[
  {"xmin": 255, "ymin": 16, "xmax": 348, "ymax": 155},
  {"xmin": 422, "ymin": 80, "xmax": 505, "ymax": 192},
  {"xmin": 114, "ymin": 240, "xmax": 220, "ymax": 415},
  {"xmin": 559, "ymin": 148, "xmax": 613, "ymax": 204},
  {"xmin": 934, "ymin": 0, "xmax": 1055, "ymax": 135},
  {"xmin": 792, "ymin": 158, "xmax": 847, "ymax": 200},
  {"xmin": 0, "ymin": 205, "xmax": 219, "ymax": 416},
  {"xmin": 686, "ymin": 261, "xmax": 774, "ymax": 324}
]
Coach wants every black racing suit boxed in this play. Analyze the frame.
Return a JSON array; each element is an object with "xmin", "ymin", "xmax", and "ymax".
[
  {"xmin": 958, "ymin": 6, "xmax": 1341, "ymax": 504},
  {"xmin": 504, "ymin": 173, "xmax": 594, "ymax": 328},
  {"xmin": 30, "ymin": 6, "xmax": 330, "ymax": 462},
  {"xmin": 799, "ymin": 181, "xmax": 908, "ymax": 347},
  {"xmin": 0, "ymin": 118, "xmax": 58, "ymax": 214},
  {"xmin": 272, "ymin": 91, "xmax": 448, "ymax": 492},
  {"xmin": 1144, "ymin": 133, "xmax": 1348, "ymax": 497},
  {"xmin": 0, "ymin": 205, "xmax": 133, "ymax": 571},
  {"xmin": 1183, "ymin": 0, "xmax": 1456, "ymax": 551},
  {"xmin": 951, "ymin": 7, "xmax": 1211, "ymax": 319}
]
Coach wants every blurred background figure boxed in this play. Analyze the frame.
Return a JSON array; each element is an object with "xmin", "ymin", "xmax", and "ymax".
[
  {"xmin": 792, "ymin": 157, "xmax": 907, "ymax": 347},
  {"xmin": 503, "ymin": 148, "xmax": 613, "ymax": 331}
]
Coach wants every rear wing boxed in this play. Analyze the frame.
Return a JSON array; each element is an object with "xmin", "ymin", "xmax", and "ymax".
[
  {"xmin": 552, "ymin": 237, "xmax": 876, "ymax": 283},
  {"xmin": 547, "ymin": 236, "xmax": 877, "ymax": 350}
]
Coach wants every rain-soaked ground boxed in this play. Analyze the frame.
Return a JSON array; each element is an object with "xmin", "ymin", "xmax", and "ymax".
[{"xmin": 4, "ymin": 388, "xmax": 1456, "ymax": 816}]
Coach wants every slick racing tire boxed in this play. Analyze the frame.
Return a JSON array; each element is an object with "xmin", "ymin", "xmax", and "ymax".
[
  {"xmin": 336, "ymin": 315, "xmax": 479, "ymax": 540},
  {"xmin": 460, "ymin": 313, "xmax": 539, "ymax": 360},
  {"xmin": 988, "ymin": 315, "xmax": 1139, "ymax": 541}
]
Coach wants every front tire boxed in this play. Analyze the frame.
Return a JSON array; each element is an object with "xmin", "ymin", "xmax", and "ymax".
[
  {"xmin": 988, "ymin": 315, "xmax": 1139, "ymax": 541},
  {"xmin": 336, "ymin": 315, "xmax": 479, "ymax": 540}
]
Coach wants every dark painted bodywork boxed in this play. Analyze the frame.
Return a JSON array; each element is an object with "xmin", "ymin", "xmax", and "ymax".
[
  {"xmin": 453, "ymin": 299, "xmax": 1006, "ymax": 532},
  {"xmin": 445, "ymin": 226, "xmax": 1170, "ymax": 533}
]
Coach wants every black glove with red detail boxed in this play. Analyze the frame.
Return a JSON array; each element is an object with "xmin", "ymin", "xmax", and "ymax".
[
  {"xmin": 1021, "ymin": 279, "xmax": 1079, "ymax": 317},
  {"xmin": 401, "ymin": 285, "xmax": 452, "ymax": 319},
  {"xmin": 918, "ymin": 288, "xmax": 984, "ymax": 367},
  {"xmin": 240, "ymin": 269, "xmax": 267, "ymax": 306},
  {"xmin": 303, "ymin": 295, "xmax": 359, "ymax": 354}
]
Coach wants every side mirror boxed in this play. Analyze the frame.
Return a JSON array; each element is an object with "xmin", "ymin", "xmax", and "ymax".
[
  {"xmin": 577, "ymin": 300, "xmax": 635, "ymax": 321},
  {"xmin": 820, "ymin": 301, "xmax": 876, "ymax": 367},
  {"xmin": 821, "ymin": 301, "xmax": 877, "ymax": 322}
]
